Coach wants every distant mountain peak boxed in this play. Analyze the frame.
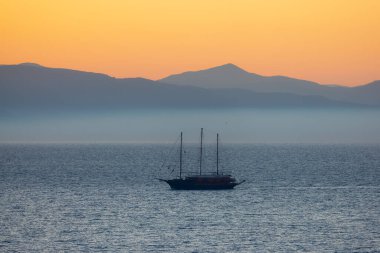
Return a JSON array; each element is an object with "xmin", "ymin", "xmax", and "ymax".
[
  {"xmin": 18, "ymin": 62, "xmax": 44, "ymax": 68},
  {"xmin": 159, "ymin": 63, "xmax": 262, "ymax": 86},
  {"xmin": 205, "ymin": 63, "xmax": 248, "ymax": 73}
]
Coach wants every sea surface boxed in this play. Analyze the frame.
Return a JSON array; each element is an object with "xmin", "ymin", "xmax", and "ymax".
[{"xmin": 0, "ymin": 143, "xmax": 379, "ymax": 252}]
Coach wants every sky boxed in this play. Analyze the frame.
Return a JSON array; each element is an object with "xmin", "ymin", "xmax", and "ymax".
[{"xmin": 1, "ymin": 0, "xmax": 379, "ymax": 86}]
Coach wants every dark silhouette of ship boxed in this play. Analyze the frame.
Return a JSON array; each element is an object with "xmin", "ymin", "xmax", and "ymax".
[{"xmin": 159, "ymin": 128, "xmax": 245, "ymax": 190}]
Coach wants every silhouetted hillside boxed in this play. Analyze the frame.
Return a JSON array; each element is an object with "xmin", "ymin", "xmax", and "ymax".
[
  {"xmin": 160, "ymin": 63, "xmax": 380, "ymax": 106},
  {"xmin": 0, "ymin": 63, "xmax": 370, "ymax": 115}
]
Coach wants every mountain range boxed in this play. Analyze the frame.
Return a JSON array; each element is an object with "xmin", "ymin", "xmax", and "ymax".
[
  {"xmin": 0, "ymin": 63, "xmax": 379, "ymax": 115},
  {"xmin": 160, "ymin": 63, "xmax": 380, "ymax": 106}
]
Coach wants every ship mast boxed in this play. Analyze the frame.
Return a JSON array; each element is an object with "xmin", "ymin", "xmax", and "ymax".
[
  {"xmin": 216, "ymin": 133, "xmax": 219, "ymax": 175},
  {"xmin": 199, "ymin": 128, "xmax": 203, "ymax": 175},
  {"xmin": 180, "ymin": 131, "xmax": 183, "ymax": 179}
]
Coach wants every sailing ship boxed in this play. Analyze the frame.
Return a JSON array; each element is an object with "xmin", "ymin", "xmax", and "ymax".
[{"xmin": 159, "ymin": 128, "xmax": 245, "ymax": 190}]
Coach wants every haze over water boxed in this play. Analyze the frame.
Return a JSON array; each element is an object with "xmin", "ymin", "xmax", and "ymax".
[{"xmin": 1, "ymin": 109, "xmax": 380, "ymax": 143}]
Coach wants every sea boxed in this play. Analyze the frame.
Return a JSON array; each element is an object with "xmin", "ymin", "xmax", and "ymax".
[{"xmin": 0, "ymin": 143, "xmax": 379, "ymax": 252}]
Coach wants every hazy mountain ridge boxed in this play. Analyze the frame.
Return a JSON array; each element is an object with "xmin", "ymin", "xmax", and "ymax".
[
  {"xmin": 160, "ymin": 64, "xmax": 380, "ymax": 106},
  {"xmin": 0, "ymin": 63, "xmax": 376, "ymax": 115}
]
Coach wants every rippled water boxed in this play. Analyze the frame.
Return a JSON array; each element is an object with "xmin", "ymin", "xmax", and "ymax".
[{"xmin": 0, "ymin": 144, "xmax": 379, "ymax": 252}]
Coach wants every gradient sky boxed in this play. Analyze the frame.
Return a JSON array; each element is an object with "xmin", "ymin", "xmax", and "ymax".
[{"xmin": 1, "ymin": 0, "xmax": 379, "ymax": 86}]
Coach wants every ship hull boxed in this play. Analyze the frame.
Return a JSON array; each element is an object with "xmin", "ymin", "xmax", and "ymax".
[{"xmin": 162, "ymin": 178, "xmax": 242, "ymax": 190}]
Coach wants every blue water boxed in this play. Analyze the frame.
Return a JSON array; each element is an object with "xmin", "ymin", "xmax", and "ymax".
[{"xmin": 0, "ymin": 144, "xmax": 379, "ymax": 252}]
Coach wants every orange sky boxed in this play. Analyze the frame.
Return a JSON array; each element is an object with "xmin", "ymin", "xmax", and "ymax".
[{"xmin": 1, "ymin": 0, "xmax": 379, "ymax": 86}]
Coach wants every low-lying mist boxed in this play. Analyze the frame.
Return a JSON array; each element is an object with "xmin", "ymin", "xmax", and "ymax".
[{"xmin": 1, "ymin": 109, "xmax": 379, "ymax": 143}]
